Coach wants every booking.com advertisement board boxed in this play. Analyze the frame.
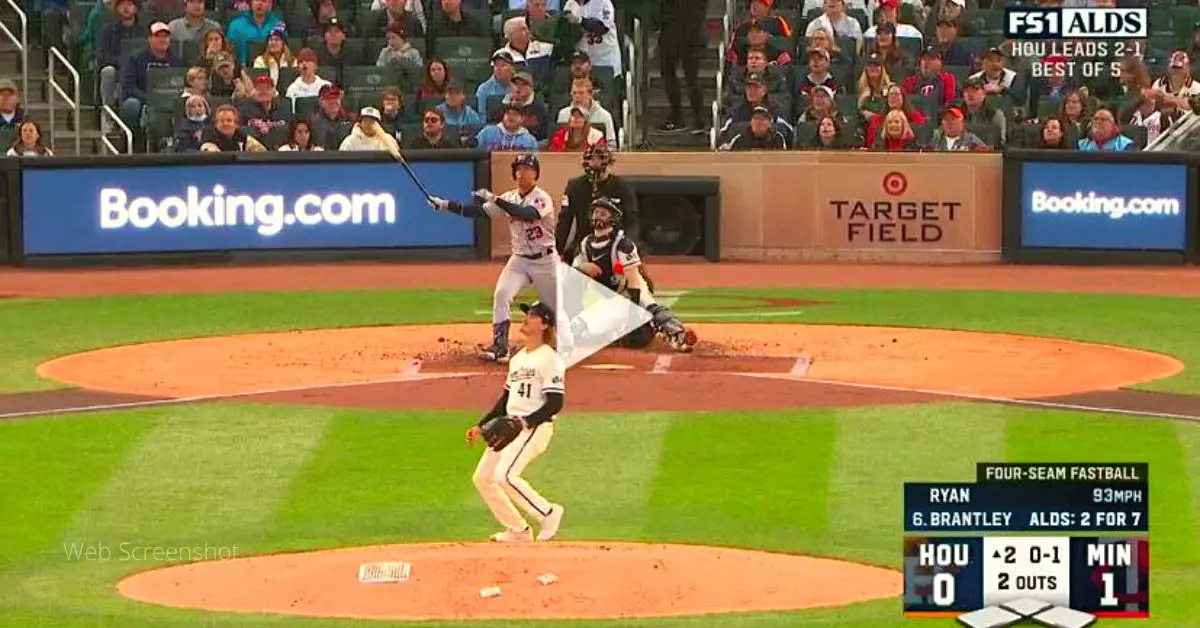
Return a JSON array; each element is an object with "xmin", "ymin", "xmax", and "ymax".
[
  {"xmin": 1019, "ymin": 162, "xmax": 1188, "ymax": 251},
  {"xmin": 20, "ymin": 160, "xmax": 477, "ymax": 255}
]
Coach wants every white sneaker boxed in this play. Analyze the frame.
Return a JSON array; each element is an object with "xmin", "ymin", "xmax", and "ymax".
[
  {"xmin": 537, "ymin": 505, "xmax": 565, "ymax": 541},
  {"xmin": 490, "ymin": 527, "xmax": 532, "ymax": 542}
]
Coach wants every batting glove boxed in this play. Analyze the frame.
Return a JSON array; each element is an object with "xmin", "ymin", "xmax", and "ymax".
[
  {"xmin": 428, "ymin": 196, "xmax": 450, "ymax": 211},
  {"xmin": 473, "ymin": 189, "xmax": 495, "ymax": 203}
]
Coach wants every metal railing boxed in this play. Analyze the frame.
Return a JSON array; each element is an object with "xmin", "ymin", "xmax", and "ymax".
[
  {"xmin": 0, "ymin": 0, "xmax": 28, "ymax": 99},
  {"xmin": 1145, "ymin": 110, "xmax": 1198, "ymax": 152},
  {"xmin": 47, "ymin": 47, "xmax": 80, "ymax": 155},
  {"xmin": 711, "ymin": 0, "xmax": 733, "ymax": 151},
  {"xmin": 622, "ymin": 18, "xmax": 638, "ymax": 150},
  {"xmin": 100, "ymin": 105, "xmax": 133, "ymax": 155}
]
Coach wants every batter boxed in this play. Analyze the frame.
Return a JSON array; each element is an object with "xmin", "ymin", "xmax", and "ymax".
[{"xmin": 429, "ymin": 153, "xmax": 559, "ymax": 363}]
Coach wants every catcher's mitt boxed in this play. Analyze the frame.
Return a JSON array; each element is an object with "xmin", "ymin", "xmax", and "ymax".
[{"xmin": 480, "ymin": 415, "xmax": 522, "ymax": 451}]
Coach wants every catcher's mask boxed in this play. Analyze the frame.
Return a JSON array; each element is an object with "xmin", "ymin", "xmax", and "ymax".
[
  {"xmin": 582, "ymin": 144, "xmax": 614, "ymax": 183},
  {"xmin": 590, "ymin": 197, "xmax": 622, "ymax": 233},
  {"xmin": 511, "ymin": 152, "xmax": 541, "ymax": 180}
]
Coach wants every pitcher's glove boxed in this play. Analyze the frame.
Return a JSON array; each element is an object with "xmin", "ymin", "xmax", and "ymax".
[{"xmin": 480, "ymin": 415, "xmax": 522, "ymax": 451}]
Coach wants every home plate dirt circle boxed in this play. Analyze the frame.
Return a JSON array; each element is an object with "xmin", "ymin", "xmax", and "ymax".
[{"xmin": 115, "ymin": 542, "xmax": 903, "ymax": 621}]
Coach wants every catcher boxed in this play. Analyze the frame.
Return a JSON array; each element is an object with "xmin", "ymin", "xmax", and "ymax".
[
  {"xmin": 467, "ymin": 301, "xmax": 566, "ymax": 542},
  {"xmin": 572, "ymin": 197, "xmax": 697, "ymax": 352}
]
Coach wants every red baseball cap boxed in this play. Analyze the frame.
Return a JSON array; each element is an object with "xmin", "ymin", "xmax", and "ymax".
[
  {"xmin": 880, "ymin": 0, "xmax": 900, "ymax": 8},
  {"xmin": 941, "ymin": 106, "xmax": 964, "ymax": 121}
]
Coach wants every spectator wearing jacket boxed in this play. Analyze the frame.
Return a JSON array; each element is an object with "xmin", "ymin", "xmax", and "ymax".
[
  {"xmin": 474, "ymin": 102, "xmax": 539, "ymax": 150},
  {"xmin": 316, "ymin": 18, "xmax": 351, "ymax": 86},
  {"xmin": 968, "ymin": 47, "xmax": 1026, "ymax": 107},
  {"xmin": 239, "ymin": 74, "xmax": 289, "ymax": 145},
  {"xmin": 725, "ymin": 49, "xmax": 787, "ymax": 99},
  {"xmin": 1077, "ymin": 108, "xmax": 1135, "ymax": 152},
  {"xmin": 311, "ymin": 84, "xmax": 356, "ymax": 149},
  {"xmin": 200, "ymin": 104, "xmax": 267, "ymax": 151},
  {"xmin": 0, "ymin": 80, "xmax": 25, "ymax": 141},
  {"xmin": 225, "ymin": 0, "xmax": 284, "ymax": 65},
  {"xmin": 727, "ymin": 20, "xmax": 793, "ymax": 67},
  {"xmin": 173, "ymin": 94, "xmax": 211, "ymax": 152},
  {"xmin": 931, "ymin": 106, "xmax": 989, "ymax": 151},
  {"xmin": 805, "ymin": 0, "xmax": 863, "ymax": 48},
  {"xmin": 503, "ymin": 72, "xmax": 550, "ymax": 140},
  {"xmin": 499, "ymin": 16, "xmax": 555, "ymax": 83},
  {"xmin": 924, "ymin": 0, "xmax": 974, "ymax": 38},
  {"xmin": 873, "ymin": 108, "xmax": 921, "ymax": 150},
  {"xmin": 865, "ymin": 83, "xmax": 925, "ymax": 145},
  {"xmin": 169, "ymin": 0, "xmax": 222, "ymax": 43},
  {"xmin": 366, "ymin": 0, "xmax": 425, "ymax": 39},
  {"xmin": 99, "ymin": 0, "xmax": 144, "ymax": 117},
  {"xmin": 1034, "ymin": 116, "xmax": 1071, "ymax": 150},
  {"xmin": 902, "ymin": 46, "xmax": 956, "ymax": 114},
  {"xmin": 866, "ymin": 22, "xmax": 910, "ymax": 78},
  {"xmin": 805, "ymin": 26, "xmax": 851, "ymax": 66},
  {"xmin": 1151, "ymin": 50, "xmax": 1200, "ymax": 103},
  {"xmin": 802, "ymin": 114, "xmax": 855, "ymax": 150},
  {"xmin": 277, "ymin": 118, "xmax": 324, "ymax": 151},
  {"xmin": 554, "ymin": 76, "xmax": 616, "ymax": 144},
  {"xmin": 284, "ymin": 47, "xmax": 332, "ymax": 102},
  {"xmin": 548, "ymin": 104, "xmax": 604, "ymax": 151},
  {"xmin": 476, "ymin": 50, "xmax": 516, "ymax": 112},
  {"xmin": 728, "ymin": 105, "xmax": 788, "ymax": 150},
  {"xmin": 525, "ymin": 0, "xmax": 582, "ymax": 65},
  {"xmin": 932, "ymin": 19, "xmax": 971, "ymax": 67},
  {"xmin": 122, "ymin": 23, "xmax": 183, "ymax": 143},
  {"xmin": 720, "ymin": 72, "xmax": 790, "ymax": 140},
  {"xmin": 959, "ymin": 77, "xmax": 1006, "ymax": 146},
  {"xmin": 409, "ymin": 107, "xmax": 456, "ymax": 149},
  {"xmin": 797, "ymin": 48, "xmax": 842, "ymax": 96},
  {"xmin": 376, "ymin": 22, "xmax": 423, "ymax": 71},
  {"xmin": 438, "ymin": 80, "xmax": 484, "ymax": 128},
  {"xmin": 339, "ymin": 107, "xmax": 403, "ymax": 152},
  {"xmin": 430, "ymin": 0, "xmax": 489, "ymax": 38},
  {"xmin": 729, "ymin": 0, "xmax": 793, "ymax": 42}
]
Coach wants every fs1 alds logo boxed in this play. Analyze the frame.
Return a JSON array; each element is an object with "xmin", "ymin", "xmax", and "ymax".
[{"xmin": 1005, "ymin": 7, "xmax": 1147, "ymax": 40}]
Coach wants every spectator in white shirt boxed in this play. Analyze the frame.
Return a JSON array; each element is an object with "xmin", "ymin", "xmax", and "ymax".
[
  {"xmin": 1151, "ymin": 50, "xmax": 1200, "ymax": 103},
  {"xmin": 806, "ymin": 0, "xmax": 863, "ymax": 48},
  {"xmin": 556, "ymin": 76, "xmax": 616, "ymax": 144},
  {"xmin": 284, "ymin": 48, "xmax": 332, "ymax": 102},
  {"xmin": 864, "ymin": 0, "xmax": 922, "ymax": 42},
  {"xmin": 498, "ymin": 16, "xmax": 555, "ymax": 80},
  {"xmin": 562, "ymin": 0, "xmax": 622, "ymax": 76},
  {"xmin": 1125, "ymin": 93, "xmax": 1162, "ymax": 145},
  {"xmin": 6, "ymin": 120, "xmax": 53, "ymax": 156}
]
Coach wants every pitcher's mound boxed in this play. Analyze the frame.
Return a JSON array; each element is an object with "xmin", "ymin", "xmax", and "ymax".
[{"xmin": 116, "ymin": 542, "xmax": 901, "ymax": 621}]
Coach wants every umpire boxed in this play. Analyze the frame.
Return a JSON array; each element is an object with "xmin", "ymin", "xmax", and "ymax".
[{"xmin": 555, "ymin": 144, "xmax": 639, "ymax": 260}]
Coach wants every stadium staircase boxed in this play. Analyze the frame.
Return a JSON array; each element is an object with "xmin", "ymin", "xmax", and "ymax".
[{"xmin": 638, "ymin": 0, "xmax": 724, "ymax": 150}]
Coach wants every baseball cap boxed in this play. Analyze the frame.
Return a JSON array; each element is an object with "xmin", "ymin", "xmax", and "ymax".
[
  {"xmin": 880, "ymin": 0, "xmax": 899, "ymax": 8},
  {"xmin": 0, "ymin": 79, "xmax": 16, "ymax": 93},
  {"xmin": 1170, "ymin": 50, "xmax": 1190, "ymax": 68},
  {"xmin": 750, "ymin": 105, "xmax": 772, "ymax": 118},
  {"xmin": 570, "ymin": 104, "xmax": 591, "ymax": 117},
  {"xmin": 512, "ymin": 71, "xmax": 534, "ymax": 85},
  {"xmin": 318, "ymin": 84, "xmax": 342, "ymax": 99},
  {"xmin": 491, "ymin": 49, "xmax": 515, "ymax": 64},
  {"xmin": 253, "ymin": 74, "xmax": 273, "ymax": 87},
  {"xmin": 387, "ymin": 22, "xmax": 407, "ymax": 37},
  {"xmin": 745, "ymin": 71, "xmax": 765, "ymax": 86},
  {"xmin": 569, "ymin": 51, "xmax": 590, "ymax": 63},
  {"xmin": 150, "ymin": 22, "xmax": 171, "ymax": 35},
  {"xmin": 212, "ymin": 51, "xmax": 235, "ymax": 66},
  {"xmin": 751, "ymin": 0, "xmax": 773, "ymax": 6},
  {"xmin": 948, "ymin": 0, "xmax": 965, "ymax": 6},
  {"xmin": 501, "ymin": 100, "xmax": 524, "ymax": 114},
  {"xmin": 964, "ymin": 75, "xmax": 985, "ymax": 90},
  {"xmin": 747, "ymin": 19, "xmax": 766, "ymax": 32},
  {"xmin": 986, "ymin": 46, "xmax": 1006, "ymax": 58},
  {"xmin": 811, "ymin": 84, "xmax": 835, "ymax": 99},
  {"xmin": 359, "ymin": 106, "xmax": 381, "ymax": 120},
  {"xmin": 942, "ymin": 106, "xmax": 964, "ymax": 120},
  {"xmin": 325, "ymin": 17, "xmax": 345, "ymax": 32},
  {"xmin": 866, "ymin": 51, "xmax": 883, "ymax": 65},
  {"xmin": 809, "ymin": 47, "xmax": 831, "ymax": 61},
  {"xmin": 519, "ymin": 302, "xmax": 555, "ymax": 327},
  {"xmin": 445, "ymin": 78, "xmax": 465, "ymax": 92}
]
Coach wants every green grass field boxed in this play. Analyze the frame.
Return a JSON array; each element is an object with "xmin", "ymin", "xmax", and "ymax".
[{"xmin": 1, "ymin": 287, "xmax": 1198, "ymax": 627}]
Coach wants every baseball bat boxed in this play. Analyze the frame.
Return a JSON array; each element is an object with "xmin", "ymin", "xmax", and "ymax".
[{"xmin": 387, "ymin": 145, "xmax": 438, "ymax": 205}]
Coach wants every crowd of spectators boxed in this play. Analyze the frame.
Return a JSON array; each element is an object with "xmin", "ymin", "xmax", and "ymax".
[
  {"xmin": 718, "ymin": 0, "xmax": 1200, "ymax": 152},
  {"xmin": 27, "ymin": 0, "xmax": 626, "ymax": 154}
]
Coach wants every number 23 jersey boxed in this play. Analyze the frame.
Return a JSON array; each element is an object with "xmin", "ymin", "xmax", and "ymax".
[
  {"xmin": 505, "ymin": 344, "xmax": 566, "ymax": 418},
  {"xmin": 495, "ymin": 186, "xmax": 556, "ymax": 257}
]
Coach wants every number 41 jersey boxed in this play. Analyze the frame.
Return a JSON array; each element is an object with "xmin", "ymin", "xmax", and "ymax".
[
  {"xmin": 505, "ymin": 344, "xmax": 566, "ymax": 417},
  {"xmin": 493, "ymin": 186, "xmax": 557, "ymax": 257}
]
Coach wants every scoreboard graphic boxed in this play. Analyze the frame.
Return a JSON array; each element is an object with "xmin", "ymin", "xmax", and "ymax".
[{"xmin": 903, "ymin": 463, "xmax": 1149, "ymax": 626}]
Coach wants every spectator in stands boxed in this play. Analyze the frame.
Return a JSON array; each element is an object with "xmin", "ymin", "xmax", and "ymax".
[
  {"xmin": 200, "ymin": 104, "xmax": 266, "ymax": 151},
  {"xmin": 0, "ymin": 80, "xmax": 26, "ymax": 139},
  {"xmin": 797, "ymin": 85, "xmax": 841, "ymax": 124},
  {"xmin": 803, "ymin": 115, "xmax": 854, "ymax": 150},
  {"xmin": 960, "ymin": 77, "xmax": 1005, "ymax": 146},
  {"xmin": 865, "ymin": 0, "xmax": 922, "ymax": 42},
  {"xmin": 122, "ymin": 23, "xmax": 183, "ymax": 142},
  {"xmin": 370, "ymin": 0, "xmax": 426, "ymax": 30},
  {"xmin": 727, "ymin": 106, "xmax": 788, "ymax": 151},
  {"xmin": 439, "ymin": 80, "xmax": 484, "ymax": 127},
  {"xmin": 417, "ymin": 58, "xmax": 451, "ymax": 101},
  {"xmin": 475, "ymin": 102, "xmax": 538, "ymax": 150},
  {"xmin": 548, "ymin": 105, "xmax": 604, "ymax": 151},
  {"xmin": 1078, "ymin": 108, "xmax": 1134, "ymax": 151},
  {"xmin": 239, "ymin": 75, "xmax": 289, "ymax": 141},
  {"xmin": 431, "ymin": 0, "xmax": 489, "ymax": 37},
  {"xmin": 316, "ymin": 19, "xmax": 350, "ymax": 86},
  {"xmin": 172, "ymin": 94, "xmax": 210, "ymax": 152},
  {"xmin": 865, "ymin": 83, "xmax": 924, "ymax": 145},
  {"xmin": 931, "ymin": 106, "xmax": 988, "ymax": 151},
  {"xmin": 339, "ymin": 107, "xmax": 402, "ymax": 152},
  {"xmin": 1116, "ymin": 55, "xmax": 1152, "ymax": 99},
  {"xmin": 311, "ymin": 84, "xmax": 355, "ymax": 148},
  {"xmin": 807, "ymin": 0, "xmax": 863, "ymax": 48},
  {"xmin": 1057, "ymin": 89, "xmax": 1089, "ymax": 139},
  {"xmin": 932, "ymin": 19, "xmax": 970, "ymax": 67},
  {"xmin": 252, "ymin": 27, "xmax": 295, "ymax": 86},
  {"xmin": 1158, "ymin": 96, "xmax": 1186, "ymax": 137},
  {"xmin": 198, "ymin": 28, "xmax": 234, "ymax": 67},
  {"xmin": 731, "ymin": 0, "xmax": 793, "ymax": 40},
  {"xmin": 568, "ymin": 51, "xmax": 594, "ymax": 82},
  {"xmin": 866, "ymin": 23, "xmax": 909, "ymax": 77},
  {"xmin": 170, "ymin": 0, "xmax": 222, "ymax": 43},
  {"xmin": 477, "ymin": 51, "xmax": 517, "ymax": 110},
  {"xmin": 924, "ymin": 0, "xmax": 973, "ymax": 38},
  {"xmin": 378, "ymin": 86, "xmax": 405, "ymax": 141},
  {"xmin": 719, "ymin": 72, "xmax": 790, "ymax": 140},
  {"xmin": 1124, "ymin": 93, "xmax": 1162, "ymax": 145},
  {"xmin": 377, "ymin": 23, "xmax": 424, "ymax": 71},
  {"xmin": 6, "ymin": 120, "xmax": 53, "ymax": 156},
  {"xmin": 146, "ymin": 0, "xmax": 185, "ymax": 13},
  {"xmin": 366, "ymin": 0, "xmax": 425, "ymax": 40},
  {"xmin": 210, "ymin": 51, "xmax": 253, "ymax": 97},
  {"xmin": 277, "ymin": 118, "xmax": 324, "ymax": 151},
  {"xmin": 410, "ymin": 108, "xmax": 454, "ymax": 148},
  {"xmin": 1034, "ymin": 117, "xmax": 1070, "ymax": 150},
  {"xmin": 727, "ymin": 49, "xmax": 787, "ymax": 99},
  {"xmin": 99, "ymin": 0, "xmax": 144, "ymax": 125},
  {"xmin": 181, "ymin": 66, "xmax": 209, "ymax": 100},
  {"xmin": 657, "ymin": 0, "xmax": 706, "ymax": 133},
  {"xmin": 857, "ymin": 52, "xmax": 893, "ymax": 120},
  {"xmin": 1151, "ymin": 51, "xmax": 1200, "ymax": 101},
  {"xmin": 502, "ymin": 72, "xmax": 549, "ymax": 139},
  {"xmin": 969, "ymin": 47, "xmax": 1023, "ymax": 104},
  {"xmin": 525, "ymin": 0, "xmax": 582, "ymax": 64},
  {"xmin": 903, "ymin": 46, "xmax": 955, "ymax": 111},
  {"xmin": 1187, "ymin": 21, "xmax": 1200, "ymax": 60},
  {"xmin": 563, "ymin": 0, "xmax": 622, "ymax": 76},
  {"xmin": 37, "ymin": 0, "xmax": 68, "ymax": 53},
  {"xmin": 500, "ymin": 17, "xmax": 555, "ymax": 80},
  {"xmin": 806, "ymin": 27, "xmax": 849, "ymax": 66},
  {"xmin": 226, "ymin": 0, "xmax": 284, "ymax": 65},
  {"xmin": 873, "ymin": 109, "xmax": 919, "ymax": 150},
  {"xmin": 797, "ymin": 48, "xmax": 841, "ymax": 95},
  {"xmin": 556, "ymin": 77, "xmax": 616, "ymax": 145},
  {"xmin": 728, "ymin": 20, "xmax": 793, "ymax": 67},
  {"xmin": 285, "ymin": 48, "xmax": 332, "ymax": 101},
  {"xmin": 306, "ymin": 0, "xmax": 343, "ymax": 40}
]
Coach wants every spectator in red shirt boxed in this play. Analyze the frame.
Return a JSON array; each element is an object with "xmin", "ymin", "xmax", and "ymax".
[
  {"xmin": 729, "ymin": 0, "xmax": 793, "ymax": 42},
  {"xmin": 797, "ymin": 48, "xmax": 841, "ymax": 95},
  {"xmin": 873, "ymin": 108, "xmax": 920, "ymax": 150},
  {"xmin": 902, "ymin": 45, "xmax": 956, "ymax": 113},
  {"xmin": 548, "ymin": 105, "xmax": 605, "ymax": 151},
  {"xmin": 416, "ymin": 57, "xmax": 450, "ymax": 102},
  {"xmin": 727, "ymin": 20, "xmax": 793, "ymax": 66},
  {"xmin": 865, "ymin": 83, "xmax": 926, "ymax": 145}
]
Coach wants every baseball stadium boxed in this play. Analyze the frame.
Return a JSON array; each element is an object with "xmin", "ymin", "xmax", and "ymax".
[{"xmin": 2, "ymin": 0, "xmax": 1200, "ymax": 626}]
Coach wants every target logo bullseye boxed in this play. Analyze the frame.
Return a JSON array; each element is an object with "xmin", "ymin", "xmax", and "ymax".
[{"xmin": 882, "ymin": 172, "xmax": 908, "ymax": 196}]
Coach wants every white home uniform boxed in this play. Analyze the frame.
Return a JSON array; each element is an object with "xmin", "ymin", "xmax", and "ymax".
[
  {"xmin": 472, "ymin": 344, "xmax": 565, "ymax": 532},
  {"xmin": 486, "ymin": 185, "xmax": 559, "ymax": 329},
  {"xmin": 565, "ymin": 0, "xmax": 622, "ymax": 75}
]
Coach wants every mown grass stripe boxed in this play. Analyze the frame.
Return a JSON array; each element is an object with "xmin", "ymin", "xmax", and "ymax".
[
  {"xmin": 829, "ymin": 403, "xmax": 1009, "ymax": 566},
  {"xmin": 1173, "ymin": 421, "xmax": 1200, "ymax": 555}
]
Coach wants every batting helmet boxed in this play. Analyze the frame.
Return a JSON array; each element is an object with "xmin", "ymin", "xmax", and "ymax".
[
  {"xmin": 590, "ymin": 196, "xmax": 623, "ymax": 228},
  {"xmin": 511, "ymin": 152, "xmax": 540, "ymax": 179}
]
